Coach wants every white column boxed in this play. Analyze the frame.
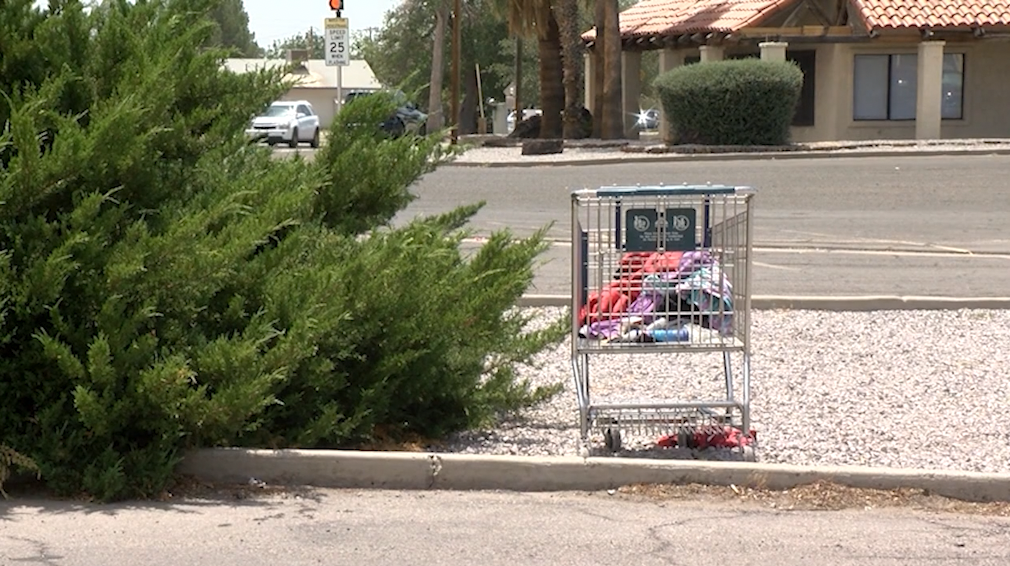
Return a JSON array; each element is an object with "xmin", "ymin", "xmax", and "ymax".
[
  {"xmin": 622, "ymin": 51, "xmax": 642, "ymax": 139},
  {"xmin": 759, "ymin": 41, "xmax": 788, "ymax": 62},
  {"xmin": 916, "ymin": 40, "xmax": 946, "ymax": 140},
  {"xmin": 699, "ymin": 45, "xmax": 724, "ymax": 62},
  {"xmin": 657, "ymin": 49, "xmax": 683, "ymax": 143},
  {"xmin": 584, "ymin": 51, "xmax": 597, "ymax": 110}
]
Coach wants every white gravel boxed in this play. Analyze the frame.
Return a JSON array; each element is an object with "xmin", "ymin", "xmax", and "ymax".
[
  {"xmin": 438, "ymin": 307, "xmax": 1010, "ymax": 473},
  {"xmin": 449, "ymin": 140, "xmax": 1010, "ymax": 165}
]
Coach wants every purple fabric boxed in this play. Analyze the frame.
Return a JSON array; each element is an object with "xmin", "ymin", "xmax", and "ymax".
[
  {"xmin": 582, "ymin": 250, "xmax": 736, "ymax": 340},
  {"xmin": 582, "ymin": 291, "xmax": 661, "ymax": 339},
  {"xmin": 676, "ymin": 250, "xmax": 716, "ymax": 275}
]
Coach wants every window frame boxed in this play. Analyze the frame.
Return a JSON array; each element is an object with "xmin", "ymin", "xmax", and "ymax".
[{"xmin": 852, "ymin": 53, "xmax": 965, "ymax": 122}]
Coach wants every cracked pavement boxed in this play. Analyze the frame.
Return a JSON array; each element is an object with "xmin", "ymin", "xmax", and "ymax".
[{"xmin": 3, "ymin": 489, "xmax": 1010, "ymax": 565}]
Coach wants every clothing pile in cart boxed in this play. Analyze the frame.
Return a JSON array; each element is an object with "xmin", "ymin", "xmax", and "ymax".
[{"xmin": 577, "ymin": 250, "xmax": 735, "ymax": 343}]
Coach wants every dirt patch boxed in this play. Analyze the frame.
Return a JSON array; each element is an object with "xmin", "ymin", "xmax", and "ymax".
[
  {"xmin": 156, "ymin": 474, "xmax": 320, "ymax": 502},
  {"xmin": 617, "ymin": 481, "xmax": 1010, "ymax": 516}
]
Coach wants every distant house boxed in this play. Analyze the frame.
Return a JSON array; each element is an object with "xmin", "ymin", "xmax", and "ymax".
[
  {"xmin": 584, "ymin": 0, "xmax": 1010, "ymax": 143},
  {"xmin": 224, "ymin": 50, "xmax": 382, "ymax": 128}
]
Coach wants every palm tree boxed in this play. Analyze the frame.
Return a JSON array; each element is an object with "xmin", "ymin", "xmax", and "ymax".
[
  {"xmin": 600, "ymin": 0, "xmax": 623, "ymax": 139},
  {"xmin": 427, "ymin": 0, "xmax": 450, "ymax": 133},
  {"xmin": 591, "ymin": 0, "xmax": 606, "ymax": 138},
  {"xmin": 496, "ymin": 0, "xmax": 564, "ymax": 138},
  {"xmin": 555, "ymin": 0, "xmax": 584, "ymax": 138}
]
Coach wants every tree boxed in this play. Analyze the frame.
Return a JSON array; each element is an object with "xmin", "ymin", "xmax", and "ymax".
[
  {"xmin": 360, "ymin": 0, "xmax": 514, "ymax": 135},
  {"xmin": 207, "ymin": 0, "xmax": 262, "ymax": 56},
  {"xmin": 359, "ymin": 3, "xmax": 440, "ymax": 115},
  {"xmin": 427, "ymin": 0, "xmax": 451, "ymax": 132},
  {"xmin": 0, "ymin": 0, "xmax": 564, "ymax": 501},
  {"xmin": 599, "ymin": 0, "xmax": 624, "ymax": 139},
  {"xmin": 495, "ymin": 0, "xmax": 564, "ymax": 138},
  {"xmin": 556, "ymin": 0, "xmax": 584, "ymax": 138},
  {"xmin": 591, "ymin": 0, "xmax": 606, "ymax": 138},
  {"xmin": 265, "ymin": 30, "xmax": 326, "ymax": 59}
]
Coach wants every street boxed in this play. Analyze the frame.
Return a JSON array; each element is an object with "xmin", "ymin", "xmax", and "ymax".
[
  {"xmin": 396, "ymin": 154, "xmax": 1010, "ymax": 296},
  {"xmin": 3, "ymin": 489, "xmax": 1010, "ymax": 566}
]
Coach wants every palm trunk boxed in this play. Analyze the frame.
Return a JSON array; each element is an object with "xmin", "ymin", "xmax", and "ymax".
[
  {"xmin": 537, "ymin": 5, "xmax": 564, "ymax": 139},
  {"xmin": 460, "ymin": 63, "xmax": 479, "ymax": 134},
  {"xmin": 427, "ymin": 4, "xmax": 448, "ymax": 133},
  {"xmin": 601, "ymin": 0, "xmax": 623, "ymax": 139},
  {"xmin": 592, "ymin": 0, "xmax": 605, "ymax": 138},
  {"xmin": 556, "ymin": 0, "xmax": 583, "ymax": 139}
]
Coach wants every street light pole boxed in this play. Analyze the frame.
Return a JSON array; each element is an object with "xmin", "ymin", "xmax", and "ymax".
[{"xmin": 450, "ymin": 0, "xmax": 461, "ymax": 145}]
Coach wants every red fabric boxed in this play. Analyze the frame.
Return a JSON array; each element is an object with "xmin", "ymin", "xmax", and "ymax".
[
  {"xmin": 656, "ymin": 426, "xmax": 756, "ymax": 450},
  {"xmin": 578, "ymin": 251, "xmax": 685, "ymax": 327},
  {"xmin": 644, "ymin": 251, "xmax": 684, "ymax": 274},
  {"xmin": 579, "ymin": 285, "xmax": 630, "ymax": 325}
]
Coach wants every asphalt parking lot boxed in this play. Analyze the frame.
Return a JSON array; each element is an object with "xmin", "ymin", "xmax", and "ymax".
[{"xmin": 272, "ymin": 146, "xmax": 1010, "ymax": 297}]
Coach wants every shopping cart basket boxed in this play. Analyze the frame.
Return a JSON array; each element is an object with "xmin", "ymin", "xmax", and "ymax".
[{"xmin": 571, "ymin": 184, "xmax": 756, "ymax": 459}]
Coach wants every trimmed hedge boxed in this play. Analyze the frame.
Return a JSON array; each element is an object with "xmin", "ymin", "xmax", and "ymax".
[{"xmin": 653, "ymin": 58, "xmax": 804, "ymax": 146}]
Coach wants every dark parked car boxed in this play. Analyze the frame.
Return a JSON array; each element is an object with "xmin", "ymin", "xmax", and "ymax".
[{"xmin": 344, "ymin": 90, "xmax": 428, "ymax": 137}]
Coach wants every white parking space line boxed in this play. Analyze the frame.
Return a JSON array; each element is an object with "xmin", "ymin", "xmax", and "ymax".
[
  {"xmin": 754, "ymin": 261, "xmax": 800, "ymax": 271},
  {"xmin": 461, "ymin": 237, "xmax": 1010, "ymax": 260},
  {"xmin": 773, "ymin": 229, "xmax": 977, "ymax": 255}
]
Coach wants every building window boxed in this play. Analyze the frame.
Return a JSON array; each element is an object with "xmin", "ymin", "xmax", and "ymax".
[
  {"xmin": 942, "ymin": 54, "xmax": 964, "ymax": 120},
  {"xmin": 853, "ymin": 53, "xmax": 965, "ymax": 121}
]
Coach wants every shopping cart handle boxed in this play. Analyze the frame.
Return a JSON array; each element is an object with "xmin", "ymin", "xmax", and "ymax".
[{"xmin": 577, "ymin": 185, "xmax": 754, "ymax": 198}]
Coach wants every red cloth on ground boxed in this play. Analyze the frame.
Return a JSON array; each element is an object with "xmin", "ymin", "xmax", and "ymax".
[{"xmin": 656, "ymin": 427, "xmax": 757, "ymax": 450}]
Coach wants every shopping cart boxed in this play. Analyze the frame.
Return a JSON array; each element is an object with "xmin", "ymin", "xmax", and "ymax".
[{"xmin": 570, "ymin": 184, "xmax": 756, "ymax": 459}]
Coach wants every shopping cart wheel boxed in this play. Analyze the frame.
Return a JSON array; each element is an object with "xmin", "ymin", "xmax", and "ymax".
[
  {"xmin": 603, "ymin": 428, "xmax": 622, "ymax": 453},
  {"xmin": 678, "ymin": 428, "xmax": 692, "ymax": 450},
  {"xmin": 741, "ymin": 446, "xmax": 757, "ymax": 462}
]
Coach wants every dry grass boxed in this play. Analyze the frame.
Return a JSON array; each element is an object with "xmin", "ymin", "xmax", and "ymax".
[
  {"xmin": 356, "ymin": 426, "xmax": 444, "ymax": 453},
  {"xmin": 618, "ymin": 481, "xmax": 1010, "ymax": 516}
]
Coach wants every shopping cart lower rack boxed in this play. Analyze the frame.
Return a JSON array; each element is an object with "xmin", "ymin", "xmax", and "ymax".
[{"xmin": 570, "ymin": 184, "xmax": 757, "ymax": 459}]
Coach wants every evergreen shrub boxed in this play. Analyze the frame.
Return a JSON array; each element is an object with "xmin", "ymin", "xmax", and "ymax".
[
  {"xmin": 0, "ymin": 0, "xmax": 564, "ymax": 501},
  {"xmin": 653, "ymin": 58, "xmax": 804, "ymax": 146}
]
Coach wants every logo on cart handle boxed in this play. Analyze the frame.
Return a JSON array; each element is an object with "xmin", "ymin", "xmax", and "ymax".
[
  {"xmin": 632, "ymin": 215, "xmax": 651, "ymax": 232},
  {"xmin": 671, "ymin": 214, "xmax": 692, "ymax": 232}
]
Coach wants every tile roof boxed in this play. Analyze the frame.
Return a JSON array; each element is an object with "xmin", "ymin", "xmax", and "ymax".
[
  {"xmin": 852, "ymin": 0, "xmax": 1010, "ymax": 30},
  {"xmin": 583, "ymin": 0, "xmax": 795, "ymax": 40}
]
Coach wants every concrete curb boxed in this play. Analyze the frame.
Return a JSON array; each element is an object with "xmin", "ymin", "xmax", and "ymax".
[
  {"xmin": 516, "ymin": 294, "xmax": 1010, "ymax": 311},
  {"xmin": 178, "ymin": 448, "xmax": 1010, "ymax": 503},
  {"xmin": 443, "ymin": 148, "xmax": 1010, "ymax": 168}
]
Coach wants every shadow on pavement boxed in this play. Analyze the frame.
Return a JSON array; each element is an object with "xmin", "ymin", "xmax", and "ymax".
[{"xmin": 0, "ymin": 474, "xmax": 325, "ymax": 520}]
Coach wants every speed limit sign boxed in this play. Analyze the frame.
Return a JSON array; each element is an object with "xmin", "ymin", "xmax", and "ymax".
[{"xmin": 324, "ymin": 17, "xmax": 349, "ymax": 67}]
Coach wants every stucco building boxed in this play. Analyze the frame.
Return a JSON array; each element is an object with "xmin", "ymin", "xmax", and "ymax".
[{"xmin": 584, "ymin": 0, "xmax": 1010, "ymax": 142}]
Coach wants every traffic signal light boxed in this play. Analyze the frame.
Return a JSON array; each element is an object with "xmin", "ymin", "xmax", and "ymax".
[{"xmin": 329, "ymin": 0, "xmax": 343, "ymax": 10}]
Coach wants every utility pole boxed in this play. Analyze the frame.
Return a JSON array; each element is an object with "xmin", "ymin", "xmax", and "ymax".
[
  {"xmin": 514, "ymin": 37, "xmax": 522, "ymax": 120},
  {"xmin": 450, "ymin": 0, "xmax": 461, "ymax": 145}
]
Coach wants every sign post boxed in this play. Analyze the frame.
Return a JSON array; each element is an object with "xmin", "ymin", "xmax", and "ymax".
[{"xmin": 324, "ymin": 15, "xmax": 350, "ymax": 116}]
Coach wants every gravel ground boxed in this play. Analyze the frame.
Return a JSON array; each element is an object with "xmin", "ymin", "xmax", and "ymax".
[
  {"xmin": 437, "ymin": 307, "xmax": 1010, "ymax": 473},
  {"xmin": 448, "ymin": 140, "xmax": 1010, "ymax": 165}
]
